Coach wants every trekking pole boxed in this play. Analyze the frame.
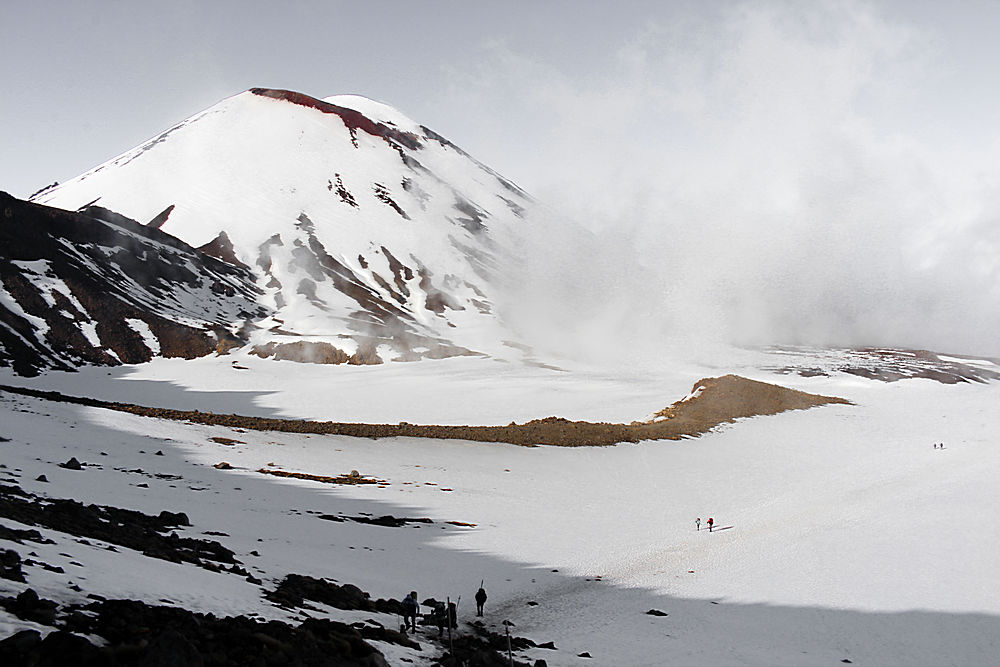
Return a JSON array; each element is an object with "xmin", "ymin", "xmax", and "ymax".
[{"xmin": 447, "ymin": 596, "xmax": 454, "ymax": 663}]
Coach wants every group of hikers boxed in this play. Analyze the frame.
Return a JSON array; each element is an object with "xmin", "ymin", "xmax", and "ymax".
[
  {"xmin": 695, "ymin": 517, "xmax": 715, "ymax": 532},
  {"xmin": 400, "ymin": 585, "xmax": 489, "ymax": 636}
]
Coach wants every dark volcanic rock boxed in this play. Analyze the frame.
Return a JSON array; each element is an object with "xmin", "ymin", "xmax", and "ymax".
[
  {"xmin": 1, "ymin": 588, "xmax": 58, "ymax": 625},
  {"xmin": 438, "ymin": 621, "xmax": 535, "ymax": 667},
  {"xmin": 268, "ymin": 573, "xmax": 375, "ymax": 611},
  {"xmin": 0, "ymin": 548, "xmax": 25, "ymax": 582},
  {"xmin": 58, "ymin": 457, "xmax": 83, "ymax": 470},
  {"xmin": 0, "ymin": 595, "xmax": 391, "ymax": 666},
  {"xmin": 0, "ymin": 191, "xmax": 265, "ymax": 376},
  {"xmin": 0, "ymin": 484, "xmax": 238, "ymax": 572}
]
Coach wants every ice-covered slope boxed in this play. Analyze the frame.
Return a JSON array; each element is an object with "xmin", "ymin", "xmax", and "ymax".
[{"xmin": 33, "ymin": 88, "xmax": 532, "ymax": 364}]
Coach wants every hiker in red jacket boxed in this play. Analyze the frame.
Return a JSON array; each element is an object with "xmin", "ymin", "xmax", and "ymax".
[{"xmin": 707, "ymin": 517, "xmax": 714, "ymax": 532}]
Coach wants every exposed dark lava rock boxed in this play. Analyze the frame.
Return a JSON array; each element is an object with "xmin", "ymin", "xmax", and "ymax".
[
  {"xmin": 0, "ymin": 588, "xmax": 58, "ymax": 626},
  {"xmin": 251, "ymin": 87, "xmax": 422, "ymax": 151},
  {"xmin": 766, "ymin": 347, "xmax": 1000, "ymax": 384},
  {"xmin": 197, "ymin": 230, "xmax": 247, "ymax": 269},
  {"xmin": 266, "ymin": 574, "xmax": 406, "ymax": 621},
  {"xmin": 0, "ymin": 192, "xmax": 264, "ymax": 376},
  {"xmin": 373, "ymin": 182, "xmax": 410, "ymax": 219},
  {"xmin": 0, "ymin": 549, "xmax": 25, "ymax": 582},
  {"xmin": 146, "ymin": 203, "xmax": 175, "ymax": 230},
  {"xmin": 58, "ymin": 457, "xmax": 83, "ymax": 470},
  {"xmin": 0, "ymin": 594, "xmax": 392, "ymax": 666},
  {"xmin": 347, "ymin": 515, "xmax": 433, "ymax": 528},
  {"xmin": 0, "ymin": 484, "xmax": 238, "ymax": 572},
  {"xmin": 443, "ymin": 621, "xmax": 536, "ymax": 667}
]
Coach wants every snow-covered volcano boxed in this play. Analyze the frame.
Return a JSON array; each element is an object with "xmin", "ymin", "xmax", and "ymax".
[{"xmin": 31, "ymin": 88, "xmax": 532, "ymax": 365}]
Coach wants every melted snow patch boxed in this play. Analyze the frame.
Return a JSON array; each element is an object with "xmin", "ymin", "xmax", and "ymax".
[{"xmin": 125, "ymin": 318, "xmax": 160, "ymax": 354}]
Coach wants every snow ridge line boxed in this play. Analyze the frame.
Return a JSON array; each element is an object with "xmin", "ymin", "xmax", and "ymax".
[{"xmin": 0, "ymin": 375, "xmax": 850, "ymax": 447}]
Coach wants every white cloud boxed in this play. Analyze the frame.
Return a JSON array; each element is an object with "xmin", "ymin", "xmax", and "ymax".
[{"xmin": 447, "ymin": 1, "xmax": 1000, "ymax": 359}]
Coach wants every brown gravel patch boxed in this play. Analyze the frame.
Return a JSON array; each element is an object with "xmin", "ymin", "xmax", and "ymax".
[{"xmin": 0, "ymin": 375, "xmax": 849, "ymax": 447}]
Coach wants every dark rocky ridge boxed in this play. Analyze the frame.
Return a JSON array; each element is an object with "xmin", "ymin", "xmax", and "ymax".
[
  {"xmin": 250, "ymin": 87, "xmax": 423, "ymax": 151},
  {"xmin": 0, "ymin": 192, "xmax": 265, "ymax": 376}
]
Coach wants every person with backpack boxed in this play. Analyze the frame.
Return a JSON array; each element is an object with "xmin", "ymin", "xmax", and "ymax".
[
  {"xmin": 432, "ymin": 601, "xmax": 447, "ymax": 637},
  {"xmin": 707, "ymin": 517, "xmax": 714, "ymax": 532},
  {"xmin": 475, "ymin": 586, "xmax": 488, "ymax": 616},
  {"xmin": 401, "ymin": 591, "xmax": 419, "ymax": 632}
]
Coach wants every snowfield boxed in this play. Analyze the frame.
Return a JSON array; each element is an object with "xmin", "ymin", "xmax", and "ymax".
[{"xmin": 2, "ymin": 350, "xmax": 999, "ymax": 665}]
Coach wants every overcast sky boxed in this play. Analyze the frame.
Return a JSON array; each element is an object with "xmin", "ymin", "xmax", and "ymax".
[{"xmin": 3, "ymin": 1, "xmax": 999, "ymax": 356}]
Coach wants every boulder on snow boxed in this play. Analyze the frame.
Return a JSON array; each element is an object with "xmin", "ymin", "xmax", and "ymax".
[
  {"xmin": 58, "ymin": 457, "xmax": 82, "ymax": 470},
  {"xmin": 157, "ymin": 510, "xmax": 191, "ymax": 526},
  {"xmin": 0, "ymin": 549, "xmax": 25, "ymax": 582}
]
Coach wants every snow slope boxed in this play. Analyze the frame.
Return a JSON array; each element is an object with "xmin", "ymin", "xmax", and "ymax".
[
  {"xmin": 2, "ymin": 351, "xmax": 999, "ymax": 665},
  {"xmin": 31, "ymin": 89, "xmax": 532, "ymax": 363}
]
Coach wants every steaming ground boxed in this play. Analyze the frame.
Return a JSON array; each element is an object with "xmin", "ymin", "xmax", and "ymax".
[{"xmin": 3, "ymin": 350, "xmax": 999, "ymax": 664}]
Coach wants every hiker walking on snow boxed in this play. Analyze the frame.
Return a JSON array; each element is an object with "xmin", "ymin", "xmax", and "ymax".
[
  {"xmin": 475, "ymin": 586, "xmax": 488, "ymax": 616},
  {"xmin": 707, "ymin": 517, "xmax": 714, "ymax": 532},
  {"xmin": 696, "ymin": 517, "xmax": 701, "ymax": 531},
  {"xmin": 401, "ymin": 591, "xmax": 419, "ymax": 632}
]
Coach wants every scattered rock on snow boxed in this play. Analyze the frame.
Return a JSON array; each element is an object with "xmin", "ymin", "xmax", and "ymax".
[
  {"xmin": 157, "ymin": 510, "xmax": 190, "ymax": 526},
  {"xmin": 210, "ymin": 437, "xmax": 245, "ymax": 446},
  {"xmin": 0, "ymin": 549, "xmax": 25, "ymax": 582},
  {"xmin": 267, "ymin": 573, "xmax": 402, "ymax": 616},
  {"xmin": 646, "ymin": 609, "xmax": 668, "ymax": 616},
  {"xmin": 0, "ymin": 588, "xmax": 58, "ymax": 625},
  {"xmin": 58, "ymin": 457, "xmax": 82, "ymax": 470}
]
